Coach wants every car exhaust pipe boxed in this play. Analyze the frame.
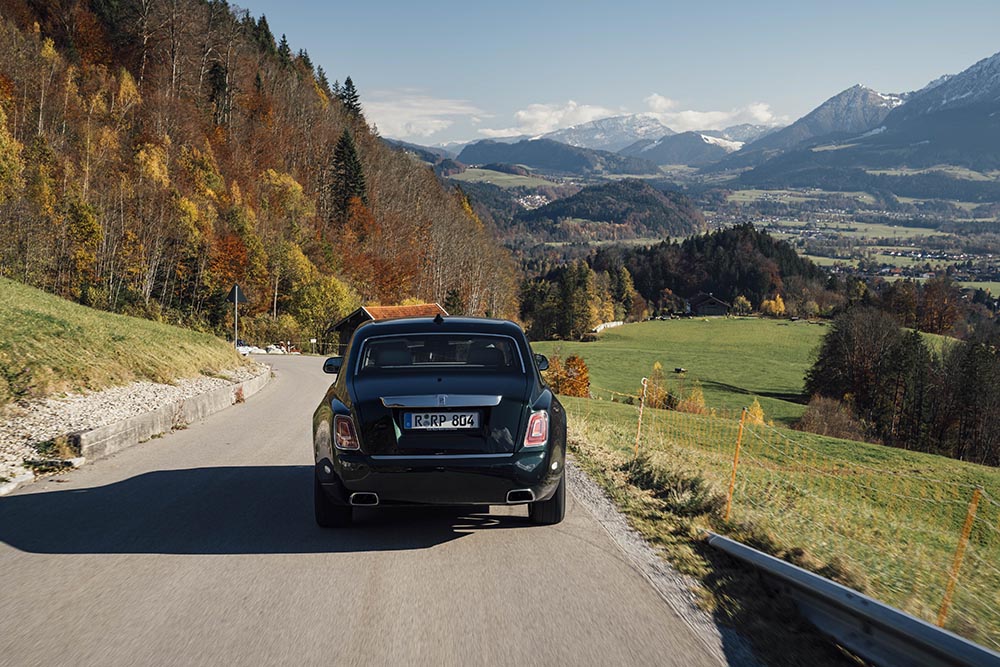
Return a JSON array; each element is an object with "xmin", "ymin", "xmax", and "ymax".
[
  {"xmin": 350, "ymin": 492, "xmax": 379, "ymax": 506},
  {"xmin": 506, "ymin": 489, "xmax": 535, "ymax": 504}
]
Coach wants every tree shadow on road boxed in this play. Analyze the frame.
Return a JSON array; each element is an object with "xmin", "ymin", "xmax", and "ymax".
[{"xmin": 0, "ymin": 466, "xmax": 532, "ymax": 555}]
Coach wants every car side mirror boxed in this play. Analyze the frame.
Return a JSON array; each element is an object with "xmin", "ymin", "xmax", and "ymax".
[
  {"xmin": 534, "ymin": 353, "xmax": 549, "ymax": 371},
  {"xmin": 323, "ymin": 357, "xmax": 343, "ymax": 375}
]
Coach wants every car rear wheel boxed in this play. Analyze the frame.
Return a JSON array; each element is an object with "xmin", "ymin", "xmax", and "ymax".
[
  {"xmin": 314, "ymin": 474, "xmax": 352, "ymax": 528},
  {"xmin": 529, "ymin": 473, "xmax": 565, "ymax": 525}
]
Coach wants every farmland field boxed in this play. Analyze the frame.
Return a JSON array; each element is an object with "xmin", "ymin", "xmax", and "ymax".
[
  {"xmin": 448, "ymin": 167, "xmax": 555, "ymax": 188},
  {"xmin": 532, "ymin": 318, "xmax": 826, "ymax": 424}
]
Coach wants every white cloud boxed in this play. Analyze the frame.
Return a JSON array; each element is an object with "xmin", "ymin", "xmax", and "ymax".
[
  {"xmin": 643, "ymin": 93, "xmax": 786, "ymax": 132},
  {"xmin": 365, "ymin": 90, "xmax": 486, "ymax": 139},
  {"xmin": 644, "ymin": 93, "xmax": 678, "ymax": 113},
  {"xmin": 478, "ymin": 100, "xmax": 622, "ymax": 137}
]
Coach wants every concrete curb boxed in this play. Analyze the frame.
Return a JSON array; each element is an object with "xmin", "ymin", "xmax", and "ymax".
[
  {"xmin": 0, "ymin": 368, "xmax": 271, "ymax": 496},
  {"xmin": 0, "ymin": 471, "xmax": 36, "ymax": 496}
]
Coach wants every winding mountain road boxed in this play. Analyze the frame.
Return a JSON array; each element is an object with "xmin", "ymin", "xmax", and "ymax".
[{"xmin": 0, "ymin": 356, "xmax": 735, "ymax": 666}]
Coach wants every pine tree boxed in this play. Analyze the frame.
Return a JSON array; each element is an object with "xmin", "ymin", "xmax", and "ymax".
[
  {"xmin": 277, "ymin": 34, "xmax": 291, "ymax": 64},
  {"xmin": 316, "ymin": 66, "xmax": 331, "ymax": 95},
  {"xmin": 329, "ymin": 129, "xmax": 367, "ymax": 223},
  {"xmin": 444, "ymin": 288, "xmax": 464, "ymax": 316},
  {"xmin": 254, "ymin": 16, "xmax": 276, "ymax": 54},
  {"xmin": 339, "ymin": 76, "xmax": 362, "ymax": 115}
]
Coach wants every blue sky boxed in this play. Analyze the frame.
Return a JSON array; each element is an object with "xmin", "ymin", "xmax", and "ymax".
[{"xmin": 244, "ymin": 1, "xmax": 1000, "ymax": 144}]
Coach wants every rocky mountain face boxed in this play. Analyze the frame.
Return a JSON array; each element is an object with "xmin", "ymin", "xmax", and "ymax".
[
  {"xmin": 745, "ymin": 85, "xmax": 903, "ymax": 153},
  {"xmin": 742, "ymin": 49, "xmax": 1000, "ymax": 180},
  {"xmin": 888, "ymin": 51, "xmax": 1000, "ymax": 121},
  {"xmin": 541, "ymin": 114, "xmax": 674, "ymax": 152}
]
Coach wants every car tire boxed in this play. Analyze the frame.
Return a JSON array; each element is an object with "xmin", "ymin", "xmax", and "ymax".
[
  {"xmin": 314, "ymin": 474, "xmax": 352, "ymax": 528},
  {"xmin": 529, "ymin": 473, "xmax": 565, "ymax": 525}
]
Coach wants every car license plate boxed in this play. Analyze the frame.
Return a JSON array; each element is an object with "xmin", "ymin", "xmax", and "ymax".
[{"xmin": 404, "ymin": 411, "xmax": 479, "ymax": 430}]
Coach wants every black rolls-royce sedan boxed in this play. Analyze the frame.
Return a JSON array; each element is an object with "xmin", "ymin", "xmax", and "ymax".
[{"xmin": 312, "ymin": 316, "xmax": 567, "ymax": 527}]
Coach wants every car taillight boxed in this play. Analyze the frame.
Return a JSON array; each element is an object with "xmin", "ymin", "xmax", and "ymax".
[
  {"xmin": 334, "ymin": 415, "xmax": 360, "ymax": 450},
  {"xmin": 523, "ymin": 411, "xmax": 548, "ymax": 448}
]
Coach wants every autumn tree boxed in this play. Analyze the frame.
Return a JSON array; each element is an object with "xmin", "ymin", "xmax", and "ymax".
[
  {"xmin": 733, "ymin": 295, "xmax": 752, "ymax": 316},
  {"xmin": 918, "ymin": 276, "xmax": 963, "ymax": 335},
  {"xmin": 760, "ymin": 294, "xmax": 786, "ymax": 317}
]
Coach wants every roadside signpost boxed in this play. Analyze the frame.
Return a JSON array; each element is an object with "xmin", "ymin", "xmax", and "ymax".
[{"xmin": 226, "ymin": 284, "xmax": 248, "ymax": 348}]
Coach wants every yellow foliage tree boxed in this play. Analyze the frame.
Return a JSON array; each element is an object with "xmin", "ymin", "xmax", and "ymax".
[
  {"xmin": 677, "ymin": 380, "xmax": 708, "ymax": 415},
  {"xmin": 760, "ymin": 294, "xmax": 786, "ymax": 318},
  {"xmin": 0, "ymin": 106, "xmax": 24, "ymax": 205},
  {"xmin": 542, "ymin": 354, "xmax": 590, "ymax": 398},
  {"xmin": 645, "ymin": 361, "xmax": 677, "ymax": 409},
  {"xmin": 746, "ymin": 398, "xmax": 766, "ymax": 425}
]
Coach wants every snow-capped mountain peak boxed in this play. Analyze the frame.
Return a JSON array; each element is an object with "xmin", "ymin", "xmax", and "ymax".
[
  {"xmin": 542, "ymin": 114, "xmax": 675, "ymax": 152},
  {"xmin": 699, "ymin": 134, "xmax": 744, "ymax": 152},
  {"xmin": 895, "ymin": 50, "xmax": 1000, "ymax": 118}
]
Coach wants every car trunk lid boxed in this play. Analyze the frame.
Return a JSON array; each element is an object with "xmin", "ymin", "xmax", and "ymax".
[{"xmin": 352, "ymin": 373, "xmax": 530, "ymax": 456}]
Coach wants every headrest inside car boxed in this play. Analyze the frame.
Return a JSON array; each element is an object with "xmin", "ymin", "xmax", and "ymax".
[
  {"xmin": 468, "ymin": 345, "xmax": 503, "ymax": 366},
  {"xmin": 374, "ymin": 343, "xmax": 411, "ymax": 367}
]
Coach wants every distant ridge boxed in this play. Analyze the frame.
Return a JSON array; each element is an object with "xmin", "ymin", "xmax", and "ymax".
[{"xmin": 457, "ymin": 138, "xmax": 660, "ymax": 176}]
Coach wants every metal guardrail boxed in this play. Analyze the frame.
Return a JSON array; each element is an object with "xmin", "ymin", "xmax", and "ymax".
[{"xmin": 705, "ymin": 532, "xmax": 1000, "ymax": 667}]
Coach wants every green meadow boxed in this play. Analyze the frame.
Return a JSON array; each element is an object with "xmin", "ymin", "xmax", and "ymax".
[{"xmin": 532, "ymin": 317, "xmax": 827, "ymax": 424}]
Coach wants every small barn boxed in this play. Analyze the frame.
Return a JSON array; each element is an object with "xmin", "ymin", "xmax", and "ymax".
[
  {"xmin": 688, "ymin": 293, "xmax": 731, "ymax": 317},
  {"xmin": 329, "ymin": 303, "xmax": 449, "ymax": 354}
]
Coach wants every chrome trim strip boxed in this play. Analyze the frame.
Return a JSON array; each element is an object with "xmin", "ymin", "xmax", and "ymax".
[
  {"xmin": 369, "ymin": 453, "xmax": 514, "ymax": 460},
  {"xmin": 380, "ymin": 394, "xmax": 502, "ymax": 408}
]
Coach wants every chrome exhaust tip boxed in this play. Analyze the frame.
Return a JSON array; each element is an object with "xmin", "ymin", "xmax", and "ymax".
[
  {"xmin": 506, "ymin": 489, "xmax": 535, "ymax": 504},
  {"xmin": 350, "ymin": 492, "xmax": 379, "ymax": 506}
]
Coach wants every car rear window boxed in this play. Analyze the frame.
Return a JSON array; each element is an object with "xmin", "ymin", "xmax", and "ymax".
[{"xmin": 357, "ymin": 334, "xmax": 523, "ymax": 375}]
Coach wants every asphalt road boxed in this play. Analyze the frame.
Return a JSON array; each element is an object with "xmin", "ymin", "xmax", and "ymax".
[{"xmin": 0, "ymin": 355, "xmax": 727, "ymax": 666}]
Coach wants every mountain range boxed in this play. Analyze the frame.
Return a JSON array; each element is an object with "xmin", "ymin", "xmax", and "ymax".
[
  {"xmin": 539, "ymin": 114, "xmax": 674, "ymax": 152},
  {"xmin": 456, "ymin": 138, "xmax": 660, "ymax": 176},
  {"xmin": 740, "ymin": 50, "xmax": 1000, "ymax": 185},
  {"xmin": 407, "ymin": 48, "xmax": 1000, "ymax": 191},
  {"xmin": 620, "ymin": 131, "xmax": 744, "ymax": 166}
]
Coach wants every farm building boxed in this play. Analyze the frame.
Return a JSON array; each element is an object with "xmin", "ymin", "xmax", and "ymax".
[
  {"xmin": 688, "ymin": 293, "xmax": 731, "ymax": 317},
  {"xmin": 329, "ymin": 303, "xmax": 449, "ymax": 354}
]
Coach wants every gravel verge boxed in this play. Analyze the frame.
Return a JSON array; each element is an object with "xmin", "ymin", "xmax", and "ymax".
[
  {"xmin": 566, "ymin": 455, "xmax": 760, "ymax": 666},
  {"xmin": 0, "ymin": 363, "xmax": 267, "ymax": 483}
]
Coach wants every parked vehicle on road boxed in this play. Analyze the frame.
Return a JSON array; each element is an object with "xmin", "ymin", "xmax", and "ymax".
[{"xmin": 312, "ymin": 316, "xmax": 566, "ymax": 527}]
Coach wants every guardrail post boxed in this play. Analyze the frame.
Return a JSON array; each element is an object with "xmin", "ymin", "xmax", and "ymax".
[
  {"xmin": 724, "ymin": 407, "xmax": 748, "ymax": 521},
  {"xmin": 633, "ymin": 377, "xmax": 648, "ymax": 459},
  {"xmin": 937, "ymin": 487, "xmax": 982, "ymax": 628}
]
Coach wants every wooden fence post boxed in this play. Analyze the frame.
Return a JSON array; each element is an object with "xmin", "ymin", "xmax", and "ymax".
[
  {"xmin": 937, "ymin": 488, "xmax": 982, "ymax": 628},
  {"xmin": 633, "ymin": 377, "xmax": 648, "ymax": 459},
  {"xmin": 724, "ymin": 407, "xmax": 748, "ymax": 521}
]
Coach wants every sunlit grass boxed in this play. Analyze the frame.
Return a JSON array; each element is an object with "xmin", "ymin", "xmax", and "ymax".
[
  {"xmin": 0, "ymin": 278, "xmax": 242, "ymax": 409},
  {"xmin": 563, "ymin": 396, "xmax": 1000, "ymax": 649},
  {"xmin": 534, "ymin": 318, "xmax": 826, "ymax": 424}
]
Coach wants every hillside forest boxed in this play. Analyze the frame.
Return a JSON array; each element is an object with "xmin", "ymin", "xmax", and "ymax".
[{"xmin": 0, "ymin": 0, "xmax": 517, "ymax": 348}]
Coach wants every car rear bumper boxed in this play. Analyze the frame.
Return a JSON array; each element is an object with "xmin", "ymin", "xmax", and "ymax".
[{"xmin": 317, "ymin": 449, "xmax": 564, "ymax": 506}]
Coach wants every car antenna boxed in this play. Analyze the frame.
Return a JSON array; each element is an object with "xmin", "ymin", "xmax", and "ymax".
[{"xmin": 434, "ymin": 313, "xmax": 444, "ymax": 325}]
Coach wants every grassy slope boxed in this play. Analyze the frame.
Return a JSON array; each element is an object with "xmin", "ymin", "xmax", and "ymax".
[
  {"xmin": 532, "ymin": 318, "xmax": 1000, "ymax": 650},
  {"xmin": 448, "ymin": 168, "xmax": 555, "ymax": 189},
  {"xmin": 562, "ymin": 395, "xmax": 1000, "ymax": 652},
  {"xmin": 0, "ymin": 278, "xmax": 242, "ymax": 408},
  {"xmin": 533, "ymin": 318, "xmax": 827, "ymax": 424}
]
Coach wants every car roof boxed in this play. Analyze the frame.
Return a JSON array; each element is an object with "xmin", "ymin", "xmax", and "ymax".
[{"xmin": 352, "ymin": 316, "xmax": 525, "ymax": 340}]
